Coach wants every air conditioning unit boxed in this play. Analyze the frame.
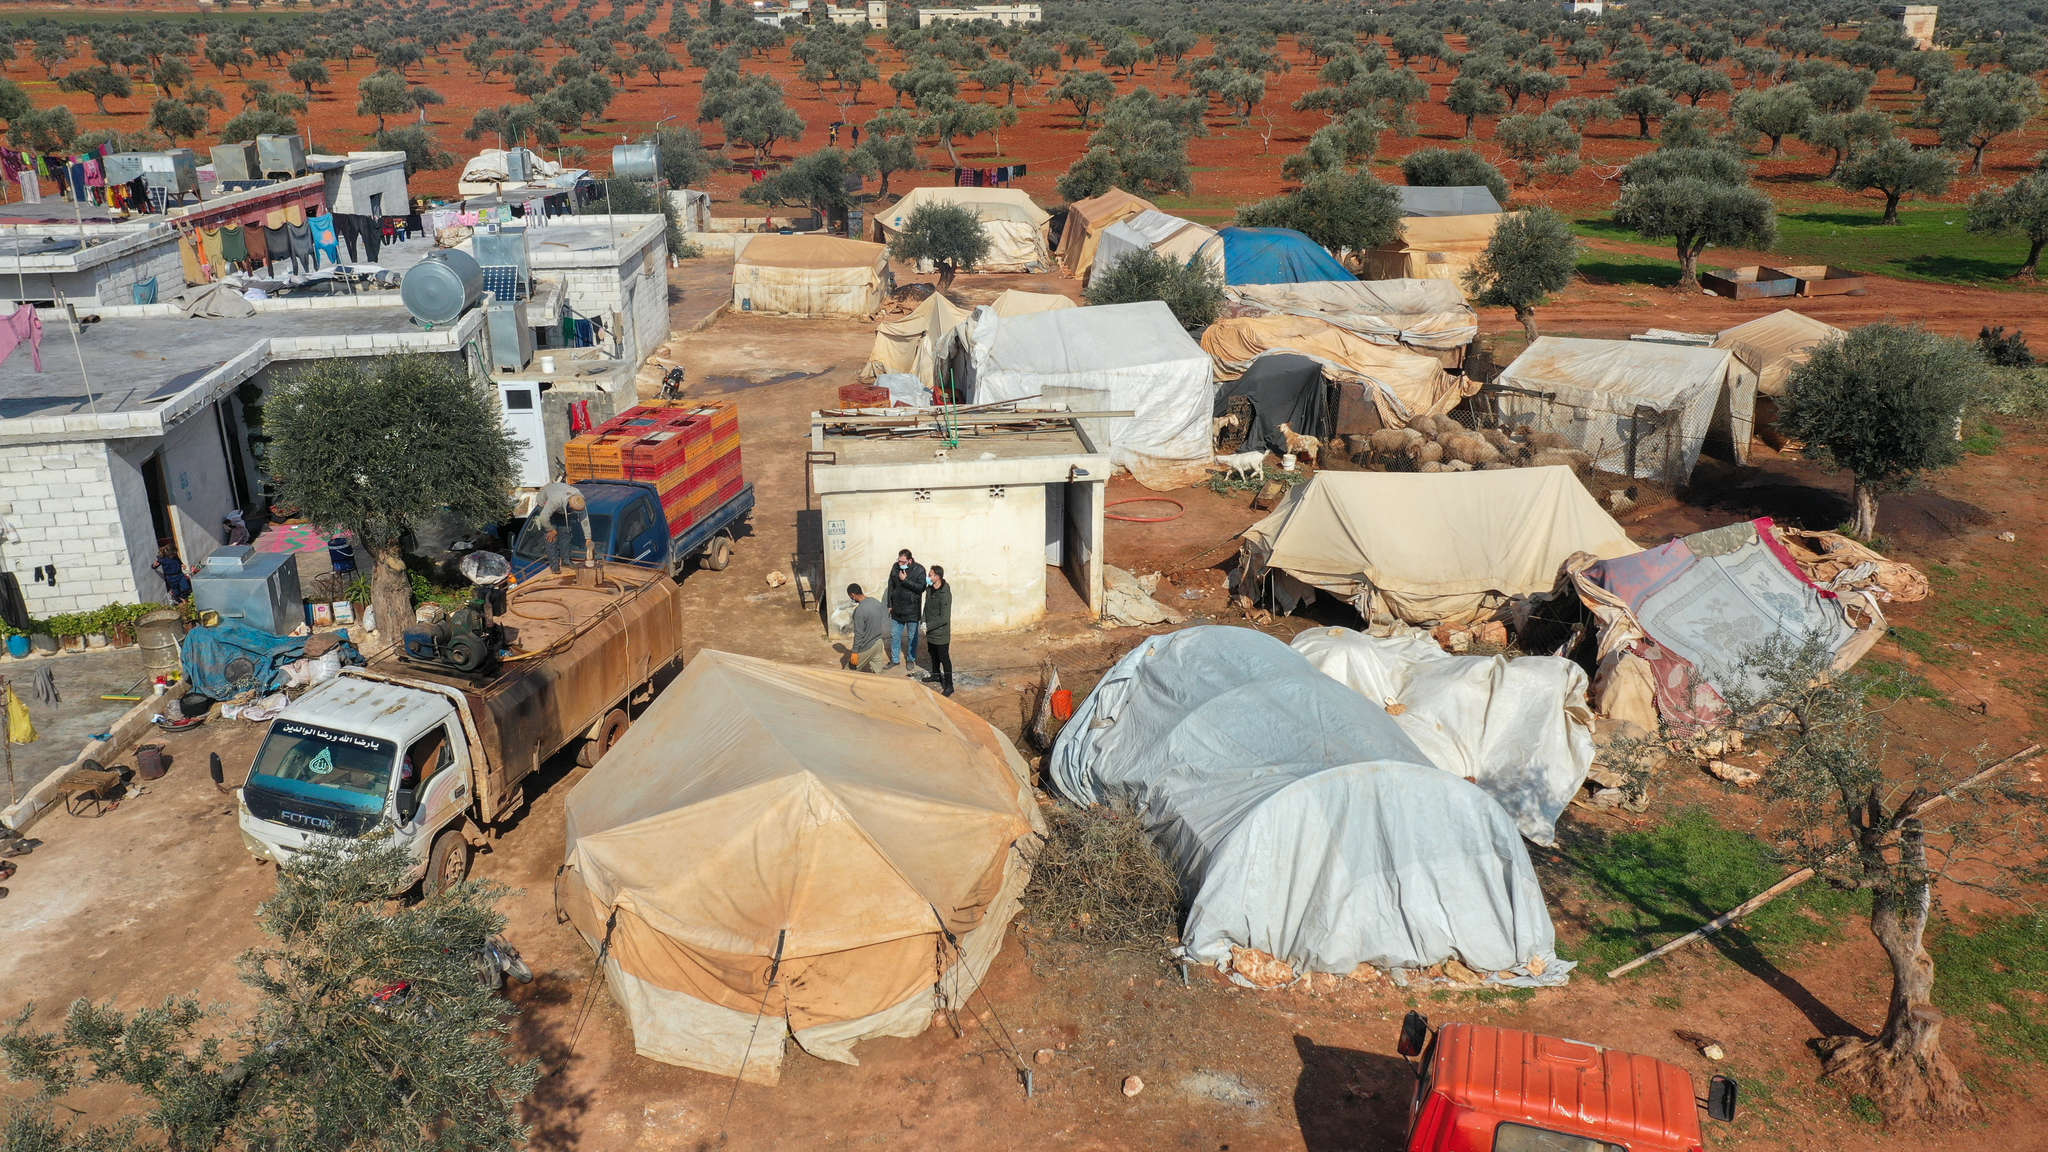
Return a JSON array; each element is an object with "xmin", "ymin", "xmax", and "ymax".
[
  {"xmin": 211, "ymin": 141, "xmax": 260, "ymax": 183},
  {"xmin": 256, "ymin": 134, "xmax": 306, "ymax": 178}
]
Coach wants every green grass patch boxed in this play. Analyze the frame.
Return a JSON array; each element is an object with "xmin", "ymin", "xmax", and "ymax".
[
  {"xmin": 1554, "ymin": 808, "xmax": 1863, "ymax": 976},
  {"xmin": 1923, "ymin": 577, "xmax": 2048, "ymax": 656},
  {"xmin": 1931, "ymin": 912, "xmax": 2048, "ymax": 1064},
  {"xmin": 1858, "ymin": 657, "xmax": 1944, "ymax": 704},
  {"xmin": 1961, "ymin": 419, "xmax": 2005, "ymax": 456}
]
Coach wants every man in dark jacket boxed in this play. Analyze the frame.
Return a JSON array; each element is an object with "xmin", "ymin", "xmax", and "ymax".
[
  {"xmin": 922, "ymin": 565, "xmax": 954, "ymax": 696},
  {"xmin": 884, "ymin": 549, "xmax": 927, "ymax": 672}
]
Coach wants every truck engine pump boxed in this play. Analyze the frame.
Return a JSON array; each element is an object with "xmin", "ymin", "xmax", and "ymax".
[{"xmin": 403, "ymin": 552, "xmax": 511, "ymax": 675}]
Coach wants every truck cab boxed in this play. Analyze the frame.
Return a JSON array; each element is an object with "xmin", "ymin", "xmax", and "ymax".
[
  {"xmin": 507, "ymin": 479, "xmax": 752, "ymax": 581},
  {"xmin": 237, "ymin": 674, "xmax": 478, "ymax": 893},
  {"xmin": 1397, "ymin": 1013, "xmax": 1736, "ymax": 1152}
]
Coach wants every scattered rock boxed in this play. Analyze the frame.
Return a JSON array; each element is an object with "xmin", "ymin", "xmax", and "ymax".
[
  {"xmin": 1440, "ymin": 958, "xmax": 1483, "ymax": 985},
  {"xmin": 1034, "ymin": 1048, "xmax": 1055, "ymax": 1066},
  {"xmin": 1998, "ymin": 531, "xmax": 2018, "ymax": 543},
  {"xmin": 1702, "ymin": 1043, "xmax": 1726, "ymax": 1062},
  {"xmin": 1707, "ymin": 760, "xmax": 1761, "ymax": 787},
  {"xmin": 1177, "ymin": 1070, "xmax": 1262, "ymax": 1109},
  {"xmin": 1230, "ymin": 946, "xmax": 1296, "ymax": 988},
  {"xmin": 1122, "ymin": 1075, "xmax": 1145, "ymax": 1098},
  {"xmin": 764, "ymin": 571, "xmax": 788, "ymax": 588},
  {"xmin": 1444, "ymin": 630, "xmax": 1473, "ymax": 653}
]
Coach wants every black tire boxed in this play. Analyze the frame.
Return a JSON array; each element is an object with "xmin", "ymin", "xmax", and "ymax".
[
  {"xmin": 575, "ymin": 707, "xmax": 630, "ymax": 768},
  {"xmin": 703, "ymin": 535, "xmax": 733, "ymax": 571},
  {"xmin": 424, "ymin": 830, "xmax": 472, "ymax": 897}
]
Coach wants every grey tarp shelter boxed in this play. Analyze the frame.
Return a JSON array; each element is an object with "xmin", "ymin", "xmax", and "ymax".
[
  {"xmin": 1396, "ymin": 185, "xmax": 1505, "ymax": 217},
  {"xmin": 1050, "ymin": 626, "xmax": 1574, "ymax": 985}
]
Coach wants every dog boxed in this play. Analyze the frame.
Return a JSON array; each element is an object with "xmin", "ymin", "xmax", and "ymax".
[
  {"xmin": 1213, "ymin": 450, "xmax": 1266, "ymax": 483},
  {"xmin": 1276, "ymin": 423, "xmax": 1321, "ymax": 469}
]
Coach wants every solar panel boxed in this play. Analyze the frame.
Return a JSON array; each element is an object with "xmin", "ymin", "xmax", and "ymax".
[{"xmin": 481, "ymin": 265, "xmax": 525, "ymax": 301}]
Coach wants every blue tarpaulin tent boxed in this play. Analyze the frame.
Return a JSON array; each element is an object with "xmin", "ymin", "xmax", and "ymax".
[{"xmin": 1217, "ymin": 227, "xmax": 1356, "ymax": 286}]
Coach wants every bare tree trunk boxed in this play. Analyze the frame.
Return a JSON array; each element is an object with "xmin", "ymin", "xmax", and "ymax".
[
  {"xmin": 366, "ymin": 543, "xmax": 413, "ymax": 652},
  {"xmin": 1851, "ymin": 482, "xmax": 1879, "ymax": 539},
  {"xmin": 2019, "ymin": 238, "xmax": 2043, "ymax": 279},
  {"xmin": 1822, "ymin": 823, "xmax": 1977, "ymax": 1123},
  {"xmin": 1677, "ymin": 245, "xmax": 1702, "ymax": 294},
  {"xmin": 1517, "ymin": 305, "xmax": 1538, "ymax": 341}
]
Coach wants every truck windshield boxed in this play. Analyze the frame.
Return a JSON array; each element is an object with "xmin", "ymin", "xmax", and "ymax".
[
  {"xmin": 1493, "ymin": 1124, "xmax": 1626, "ymax": 1152},
  {"xmin": 512, "ymin": 513, "xmax": 614, "ymax": 564},
  {"xmin": 243, "ymin": 722, "xmax": 397, "ymax": 838}
]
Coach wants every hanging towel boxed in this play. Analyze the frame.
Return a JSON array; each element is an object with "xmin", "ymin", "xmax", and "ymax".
[
  {"xmin": 4, "ymin": 683, "xmax": 36, "ymax": 746},
  {"xmin": 264, "ymin": 208, "xmax": 287, "ymax": 229},
  {"xmin": 131, "ymin": 277, "xmax": 159, "ymax": 305},
  {"xmin": 18, "ymin": 168, "xmax": 39, "ymax": 202},
  {"xmin": 199, "ymin": 225, "xmax": 224, "ymax": 268},
  {"xmin": 0, "ymin": 304, "xmax": 44, "ymax": 371},
  {"xmin": 179, "ymin": 233, "xmax": 208, "ymax": 283},
  {"xmin": 219, "ymin": 223, "xmax": 249, "ymax": 265},
  {"xmin": 284, "ymin": 203, "xmax": 306, "ymax": 226},
  {"xmin": 309, "ymin": 213, "xmax": 341, "ymax": 264},
  {"xmin": 83, "ymin": 158, "xmax": 104, "ymax": 187}
]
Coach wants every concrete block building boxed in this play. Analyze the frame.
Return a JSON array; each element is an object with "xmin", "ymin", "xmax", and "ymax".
[
  {"xmin": 916, "ymin": 3, "xmax": 1040, "ymax": 26},
  {"xmin": 1889, "ymin": 4, "xmax": 1938, "ymax": 49},
  {"xmin": 808, "ymin": 412, "xmax": 1107, "ymax": 639},
  {"xmin": 0, "ymin": 222, "xmax": 187, "ymax": 307}
]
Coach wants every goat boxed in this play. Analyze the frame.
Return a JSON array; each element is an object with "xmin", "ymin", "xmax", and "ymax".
[
  {"xmin": 1212, "ymin": 412, "xmax": 1243, "ymax": 446},
  {"xmin": 1213, "ymin": 450, "xmax": 1266, "ymax": 484},
  {"xmin": 1276, "ymin": 423, "xmax": 1321, "ymax": 468}
]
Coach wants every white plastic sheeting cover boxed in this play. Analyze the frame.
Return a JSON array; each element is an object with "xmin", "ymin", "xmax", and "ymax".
[
  {"xmin": 1289, "ymin": 627, "xmax": 1596, "ymax": 845},
  {"xmin": 1224, "ymin": 279, "xmax": 1478, "ymax": 351},
  {"xmin": 958, "ymin": 300, "xmax": 1215, "ymax": 490},
  {"xmin": 877, "ymin": 187, "xmax": 1052, "ymax": 272},
  {"xmin": 1089, "ymin": 209, "xmax": 1224, "ymax": 286},
  {"xmin": 1050, "ymin": 626, "xmax": 1574, "ymax": 985},
  {"xmin": 1493, "ymin": 337, "xmax": 1758, "ymax": 484}
]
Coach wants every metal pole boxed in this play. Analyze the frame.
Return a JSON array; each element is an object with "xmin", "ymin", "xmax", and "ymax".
[
  {"xmin": 1, "ymin": 674, "xmax": 17, "ymax": 806},
  {"xmin": 64, "ymin": 300, "xmax": 97, "ymax": 414}
]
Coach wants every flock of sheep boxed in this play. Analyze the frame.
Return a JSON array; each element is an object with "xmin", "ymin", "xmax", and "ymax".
[{"xmin": 1211, "ymin": 411, "xmax": 1596, "ymax": 481}]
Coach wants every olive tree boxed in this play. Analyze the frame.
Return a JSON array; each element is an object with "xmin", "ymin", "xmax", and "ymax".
[
  {"xmin": 265, "ymin": 355, "xmax": 519, "ymax": 643},
  {"xmin": 1779, "ymin": 324, "xmax": 1984, "ymax": 538},
  {"xmin": 1236, "ymin": 168, "xmax": 1402, "ymax": 256},
  {"xmin": 1401, "ymin": 147, "xmax": 1509, "ymax": 206},
  {"xmin": 1613, "ymin": 84, "xmax": 1675, "ymax": 139},
  {"xmin": 1464, "ymin": 204, "xmax": 1578, "ymax": 339},
  {"xmin": 1968, "ymin": 171, "xmax": 2048, "ymax": 278},
  {"xmin": 1732, "ymin": 84, "xmax": 1814, "ymax": 156},
  {"xmin": 1494, "ymin": 112, "xmax": 1579, "ymax": 184},
  {"xmin": 1922, "ymin": 70, "xmax": 2041, "ymax": 175},
  {"xmin": 1612, "ymin": 147, "xmax": 1776, "ymax": 293},
  {"xmin": 1838, "ymin": 137, "xmax": 1953, "ymax": 225},
  {"xmin": 1084, "ymin": 249, "xmax": 1224, "ymax": 329},
  {"xmin": 886, "ymin": 200, "xmax": 990, "ymax": 289},
  {"xmin": 0, "ymin": 843, "xmax": 539, "ymax": 1152}
]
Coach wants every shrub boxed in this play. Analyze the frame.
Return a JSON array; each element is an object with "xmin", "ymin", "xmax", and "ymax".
[{"xmin": 1083, "ymin": 249, "xmax": 1225, "ymax": 329}]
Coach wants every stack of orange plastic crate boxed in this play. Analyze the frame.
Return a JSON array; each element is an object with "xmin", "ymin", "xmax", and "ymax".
[{"xmin": 562, "ymin": 400, "xmax": 744, "ymax": 534}]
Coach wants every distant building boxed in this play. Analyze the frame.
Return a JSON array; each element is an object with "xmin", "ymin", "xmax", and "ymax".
[
  {"xmin": 916, "ymin": 4, "xmax": 1040, "ymax": 28},
  {"xmin": 1888, "ymin": 4, "xmax": 1939, "ymax": 49},
  {"xmin": 1563, "ymin": 0, "xmax": 1604, "ymax": 16}
]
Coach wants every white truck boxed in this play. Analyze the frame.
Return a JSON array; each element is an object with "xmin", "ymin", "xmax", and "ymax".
[{"xmin": 236, "ymin": 566, "xmax": 686, "ymax": 894}]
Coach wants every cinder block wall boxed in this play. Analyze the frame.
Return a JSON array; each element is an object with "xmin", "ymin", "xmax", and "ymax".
[{"xmin": 0, "ymin": 441, "xmax": 148, "ymax": 617}]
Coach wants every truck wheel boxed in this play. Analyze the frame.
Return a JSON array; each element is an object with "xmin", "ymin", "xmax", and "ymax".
[
  {"xmin": 576, "ymin": 708, "xmax": 630, "ymax": 767},
  {"xmin": 703, "ymin": 535, "xmax": 733, "ymax": 571},
  {"xmin": 425, "ymin": 831, "xmax": 472, "ymax": 897}
]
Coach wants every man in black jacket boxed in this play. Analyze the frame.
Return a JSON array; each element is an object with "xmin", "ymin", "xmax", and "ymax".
[
  {"xmin": 884, "ymin": 549, "xmax": 927, "ymax": 672},
  {"xmin": 922, "ymin": 565, "xmax": 954, "ymax": 696}
]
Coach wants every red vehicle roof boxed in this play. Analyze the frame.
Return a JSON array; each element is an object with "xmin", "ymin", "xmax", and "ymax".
[{"xmin": 1430, "ymin": 1023, "xmax": 1705, "ymax": 1150}]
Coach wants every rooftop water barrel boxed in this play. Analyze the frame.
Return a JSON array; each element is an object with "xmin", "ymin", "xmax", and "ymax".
[
  {"xmin": 192, "ymin": 547, "xmax": 304, "ymax": 637},
  {"xmin": 611, "ymin": 143, "xmax": 658, "ymax": 181},
  {"xmin": 401, "ymin": 249, "xmax": 485, "ymax": 326}
]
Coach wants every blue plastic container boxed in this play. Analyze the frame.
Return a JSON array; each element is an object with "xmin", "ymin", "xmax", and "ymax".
[{"xmin": 5, "ymin": 634, "xmax": 28, "ymax": 658}]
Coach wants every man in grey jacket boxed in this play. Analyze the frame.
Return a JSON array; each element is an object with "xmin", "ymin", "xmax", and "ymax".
[{"xmin": 846, "ymin": 584, "xmax": 888, "ymax": 672}]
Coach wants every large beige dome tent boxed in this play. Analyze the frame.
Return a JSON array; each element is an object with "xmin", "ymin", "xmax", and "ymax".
[
  {"xmin": 1057, "ymin": 187, "xmax": 1154, "ymax": 280},
  {"xmin": 732, "ymin": 234, "xmax": 890, "ymax": 318},
  {"xmin": 559, "ymin": 651, "xmax": 1044, "ymax": 1083},
  {"xmin": 876, "ymin": 187, "xmax": 1053, "ymax": 272}
]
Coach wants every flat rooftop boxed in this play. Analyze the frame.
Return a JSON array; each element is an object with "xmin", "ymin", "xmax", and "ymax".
[{"xmin": 822, "ymin": 425, "xmax": 1092, "ymax": 466}]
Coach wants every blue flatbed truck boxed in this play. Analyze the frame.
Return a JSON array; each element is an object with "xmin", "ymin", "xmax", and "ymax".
[{"xmin": 508, "ymin": 478, "xmax": 755, "ymax": 581}]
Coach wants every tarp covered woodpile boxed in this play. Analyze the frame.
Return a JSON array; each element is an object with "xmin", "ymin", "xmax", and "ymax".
[
  {"xmin": 1224, "ymin": 278, "xmax": 1478, "ymax": 353},
  {"xmin": 1560, "ymin": 518, "xmax": 1892, "ymax": 732},
  {"xmin": 1714, "ymin": 309, "xmax": 1845, "ymax": 398},
  {"xmin": 560, "ymin": 651, "xmax": 1044, "ymax": 1083},
  {"xmin": 952, "ymin": 300, "xmax": 1214, "ymax": 490},
  {"xmin": 1240, "ymin": 467, "xmax": 1639, "ymax": 627},
  {"xmin": 1290, "ymin": 627, "xmax": 1595, "ymax": 845},
  {"xmin": 1089, "ymin": 209, "xmax": 1224, "ymax": 285},
  {"xmin": 1049, "ymin": 626, "xmax": 1574, "ymax": 985},
  {"xmin": 1057, "ymin": 188, "xmax": 1155, "ymax": 280},
  {"xmin": 1357, "ymin": 211, "xmax": 1506, "ymax": 283},
  {"xmin": 1491, "ymin": 337, "xmax": 1759, "ymax": 484},
  {"xmin": 876, "ymin": 187, "xmax": 1052, "ymax": 273},
  {"xmin": 733, "ymin": 234, "xmax": 890, "ymax": 318},
  {"xmin": 1217, "ymin": 226, "xmax": 1356, "ymax": 285},
  {"xmin": 1202, "ymin": 314, "xmax": 1478, "ymax": 428}
]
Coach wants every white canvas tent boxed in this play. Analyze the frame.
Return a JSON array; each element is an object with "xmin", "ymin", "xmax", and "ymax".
[
  {"xmin": 1050, "ymin": 626, "xmax": 1574, "ymax": 985},
  {"xmin": 559, "ymin": 651, "xmax": 1043, "ymax": 1083},
  {"xmin": 733, "ymin": 234, "xmax": 890, "ymax": 317},
  {"xmin": 1492, "ymin": 336, "xmax": 1760, "ymax": 484},
  {"xmin": 1223, "ymin": 279, "xmax": 1478, "ymax": 353},
  {"xmin": 876, "ymin": 187, "xmax": 1052, "ymax": 273},
  {"xmin": 1291, "ymin": 627, "xmax": 1595, "ymax": 845},
  {"xmin": 861, "ymin": 292, "xmax": 969, "ymax": 384},
  {"xmin": 1239, "ymin": 467, "xmax": 1639, "ymax": 626},
  {"xmin": 1089, "ymin": 209, "xmax": 1224, "ymax": 286},
  {"xmin": 1715, "ymin": 309, "xmax": 1844, "ymax": 398},
  {"xmin": 1057, "ymin": 187, "xmax": 1154, "ymax": 280},
  {"xmin": 953, "ymin": 300, "xmax": 1214, "ymax": 489}
]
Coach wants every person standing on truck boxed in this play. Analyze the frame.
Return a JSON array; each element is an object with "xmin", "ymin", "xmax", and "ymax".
[
  {"xmin": 847, "ymin": 584, "xmax": 888, "ymax": 672},
  {"xmin": 922, "ymin": 566, "xmax": 954, "ymax": 697},
  {"xmin": 884, "ymin": 549, "xmax": 927, "ymax": 672},
  {"xmin": 533, "ymin": 481, "xmax": 592, "ymax": 575}
]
